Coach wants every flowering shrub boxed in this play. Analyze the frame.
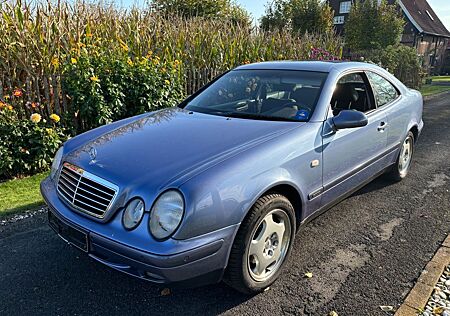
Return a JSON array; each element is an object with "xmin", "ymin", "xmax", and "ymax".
[
  {"xmin": 62, "ymin": 40, "xmax": 184, "ymax": 133},
  {"xmin": 309, "ymin": 46, "xmax": 341, "ymax": 61},
  {"xmin": 0, "ymin": 92, "xmax": 67, "ymax": 180}
]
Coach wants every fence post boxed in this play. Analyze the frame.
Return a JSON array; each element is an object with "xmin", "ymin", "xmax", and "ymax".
[
  {"xmin": 24, "ymin": 76, "xmax": 33, "ymax": 117},
  {"xmin": 33, "ymin": 76, "xmax": 46, "ymax": 115},
  {"xmin": 0, "ymin": 73, "xmax": 3, "ymax": 99},
  {"xmin": 6, "ymin": 76, "xmax": 13, "ymax": 92},
  {"xmin": 43, "ymin": 76, "xmax": 52, "ymax": 115},
  {"xmin": 52, "ymin": 75, "xmax": 60, "ymax": 115},
  {"xmin": 61, "ymin": 84, "xmax": 68, "ymax": 114}
]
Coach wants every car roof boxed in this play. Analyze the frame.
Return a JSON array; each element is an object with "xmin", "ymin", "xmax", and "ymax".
[{"xmin": 234, "ymin": 61, "xmax": 382, "ymax": 73}]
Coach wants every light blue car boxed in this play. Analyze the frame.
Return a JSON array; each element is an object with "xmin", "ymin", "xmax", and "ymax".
[{"xmin": 41, "ymin": 61, "xmax": 423, "ymax": 293}]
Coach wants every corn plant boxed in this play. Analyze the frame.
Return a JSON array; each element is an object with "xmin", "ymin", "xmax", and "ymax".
[
  {"xmin": 0, "ymin": 0, "xmax": 343, "ymax": 76},
  {"xmin": 0, "ymin": 0, "xmax": 343, "ymax": 125}
]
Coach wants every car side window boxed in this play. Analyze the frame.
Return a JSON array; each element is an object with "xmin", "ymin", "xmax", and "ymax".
[
  {"xmin": 331, "ymin": 72, "xmax": 375, "ymax": 116},
  {"xmin": 366, "ymin": 72, "xmax": 399, "ymax": 107}
]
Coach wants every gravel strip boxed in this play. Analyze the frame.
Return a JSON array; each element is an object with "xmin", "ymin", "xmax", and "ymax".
[
  {"xmin": 0, "ymin": 207, "xmax": 46, "ymax": 226},
  {"xmin": 423, "ymin": 265, "xmax": 450, "ymax": 316}
]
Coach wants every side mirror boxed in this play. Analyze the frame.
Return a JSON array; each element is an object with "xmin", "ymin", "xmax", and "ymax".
[{"xmin": 332, "ymin": 110, "xmax": 368, "ymax": 130}]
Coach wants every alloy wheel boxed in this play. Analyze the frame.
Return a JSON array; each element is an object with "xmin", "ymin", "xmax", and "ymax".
[
  {"xmin": 398, "ymin": 135, "xmax": 413, "ymax": 175},
  {"xmin": 247, "ymin": 209, "xmax": 292, "ymax": 282}
]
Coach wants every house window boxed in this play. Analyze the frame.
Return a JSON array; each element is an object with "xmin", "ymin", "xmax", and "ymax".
[
  {"xmin": 333, "ymin": 16, "xmax": 345, "ymax": 24},
  {"xmin": 339, "ymin": 1, "xmax": 351, "ymax": 14}
]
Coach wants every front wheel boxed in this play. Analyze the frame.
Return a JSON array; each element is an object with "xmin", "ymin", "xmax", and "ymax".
[
  {"xmin": 224, "ymin": 194, "xmax": 296, "ymax": 294},
  {"xmin": 386, "ymin": 131, "xmax": 415, "ymax": 181}
]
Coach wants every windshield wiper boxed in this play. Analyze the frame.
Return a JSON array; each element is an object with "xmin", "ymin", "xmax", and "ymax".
[{"xmin": 222, "ymin": 112, "xmax": 300, "ymax": 122}]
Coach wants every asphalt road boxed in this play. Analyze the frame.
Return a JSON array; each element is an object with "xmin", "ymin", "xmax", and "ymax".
[{"xmin": 1, "ymin": 93, "xmax": 449, "ymax": 316}]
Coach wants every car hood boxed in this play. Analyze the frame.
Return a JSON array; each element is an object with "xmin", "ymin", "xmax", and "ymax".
[{"xmin": 64, "ymin": 107, "xmax": 301, "ymax": 198}]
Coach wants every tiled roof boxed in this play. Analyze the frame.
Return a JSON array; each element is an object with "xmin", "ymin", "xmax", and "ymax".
[{"xmin": 399, "ymin": 0, "xmax": 450, "ymax": 37}]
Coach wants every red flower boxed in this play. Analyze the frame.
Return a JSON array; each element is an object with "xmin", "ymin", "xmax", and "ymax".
[{"xmin": 13, "ymin": 89, "xmax": 23, "ymax": 97}]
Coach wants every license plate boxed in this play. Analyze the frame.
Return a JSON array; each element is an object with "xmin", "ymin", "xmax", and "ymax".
[{"xmin": 48, "ymin": 210, "xmax": 89, "ymax": 252}]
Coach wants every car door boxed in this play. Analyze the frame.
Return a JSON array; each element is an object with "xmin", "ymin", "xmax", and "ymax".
[
  {"xmin": 319, "ymin": 72, "xmax": 389, "ymax": 208},
  {"xmin": 366, "ymin": 71, "xmax": 404, "ymax": 150}
]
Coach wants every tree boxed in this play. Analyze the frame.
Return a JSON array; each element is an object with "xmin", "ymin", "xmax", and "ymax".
[
  {"xmin": 345, "ymin": 0, "xmax": 404, "ymax": 51},
  {"xmin": 261, "ymin": 0, "xmax": 334, "ymax": 34},
  {"xmin": 150, "ymin": 0, "xmax": 250, "ymax": 25}
]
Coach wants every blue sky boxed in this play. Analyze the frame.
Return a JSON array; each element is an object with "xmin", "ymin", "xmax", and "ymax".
[
  {"xmin": 239, "ymin": 0, "xmax": 450, "ymax": 29},
  {"xmin": 235, "ymin": 0, "xmax": 266, "ymax": 22},
  {"xmin": 119, "ymin": 0, "xmax": 450, "ymax": 30},
  {"xmin": 428, "ymin": 0, "xmax": 450, "ymax": 30},
  {"xmin": 117, "ymin": 0, "xmax": 267, "ymax": 21}
]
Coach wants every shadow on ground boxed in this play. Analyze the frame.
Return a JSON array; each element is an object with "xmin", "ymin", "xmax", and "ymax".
[{"xmin": 351, "ymin": 174, "xmax": 396, "ymax": 197}]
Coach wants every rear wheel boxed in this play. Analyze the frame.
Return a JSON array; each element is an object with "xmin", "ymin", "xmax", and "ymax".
[
  {"xmin": 386, "ymin": 131, "xmax": 414, "ymax": 181},
  {"xmin": 224, "ymin": 194, "xmax": 295, "ymax": 294}
]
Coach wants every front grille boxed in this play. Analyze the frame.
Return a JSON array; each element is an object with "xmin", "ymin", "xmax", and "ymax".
[{"xmin": 57, "ymin": 162, "xmax": 119, "ymax": 219}]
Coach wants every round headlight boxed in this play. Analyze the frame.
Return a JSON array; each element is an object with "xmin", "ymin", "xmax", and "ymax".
[
  {"xmin": 122, "ymin": 199, "xmax": 145, "ymax": 230},
  {"xmin": 149, "ymin": 190, "xmax": 184, "ymax": 240},
  {"xmin": 51, "ymin": 147, "xmax": 64, "ymax": 179}
]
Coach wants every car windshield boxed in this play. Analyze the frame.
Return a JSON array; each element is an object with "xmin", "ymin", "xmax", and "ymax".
[{"xmin": 183, "ymin": 69, "xmax": 328, "ymax": 122}]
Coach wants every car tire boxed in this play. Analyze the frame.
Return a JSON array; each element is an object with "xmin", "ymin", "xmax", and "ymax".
[
  {"xmin": 223, "ymin": 193, "xmax": 296, "ymax": 294},
  {"xmin": 386, "ymin": 131, "xmax": 415, "ymax": 181}
]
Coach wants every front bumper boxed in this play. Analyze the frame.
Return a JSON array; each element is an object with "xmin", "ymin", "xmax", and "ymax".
[{"xmin": 41, "ymin": 177, "xmax": 239, "ymax": 286}]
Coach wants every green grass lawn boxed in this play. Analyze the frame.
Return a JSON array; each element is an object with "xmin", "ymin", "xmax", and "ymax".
[
  {"xmin": 431, "ymin": 76, "xmax": 450, "ymax": 82},
  {"xmin": 0, "ymin": 172, "xmax": 48, "ymax": 217},
  {"xmin": 420, "ymin": 84, "xmax": 450, "ymax": 97}
]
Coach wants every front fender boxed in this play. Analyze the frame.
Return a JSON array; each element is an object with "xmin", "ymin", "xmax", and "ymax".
[
  {"xmin": 174, "ymin": 167, "xmax": 305, "ymax": 240},
  {"xmin": 173, "ymin": 123, "xmax": 322, "ymax": 240},
  {"xmin": 240, "ymin": 179, "xmax": 306, "ymax": 226}
]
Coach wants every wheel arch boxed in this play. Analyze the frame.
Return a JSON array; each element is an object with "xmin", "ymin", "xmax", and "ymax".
[
  {"xmin": 409, "ymin": 124, "xmax": 419, "ymax": 143},
  {"xmin": 241, "ymin": 181, "xmax": 305, "ymax": 230},
  {"xmin": 223, "ymin": 181, "xmax": 305, "ymax": 288},
  {"xmin": 265, "ymin": 184, "xmax": 303, "ymax": 228}
]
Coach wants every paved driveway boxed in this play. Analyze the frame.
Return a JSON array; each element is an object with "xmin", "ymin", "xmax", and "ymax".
[{"xmin": 1, "ymin": 93, "xmax": 449, "ymax": 315}]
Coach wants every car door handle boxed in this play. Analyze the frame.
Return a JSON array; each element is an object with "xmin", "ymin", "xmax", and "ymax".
[{"xmin": 377, "ymin": 122, "xmax": 388, "ymax": 132}]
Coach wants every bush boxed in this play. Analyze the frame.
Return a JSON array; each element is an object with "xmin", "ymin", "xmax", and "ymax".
[
  {"xmin": 366, "ymin": 45, "xmax": 422, "ymax": 89},
  {"xmin": 0, "ymin": 96, "xmax": 67, "ymax": 180},
  {"xmin": 62, "ymin": 42, "xmax": 184, "ymax": 133},
  {"xmin": 350, "ymin": 45, "xmax": 422, "ymax": 88}
]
